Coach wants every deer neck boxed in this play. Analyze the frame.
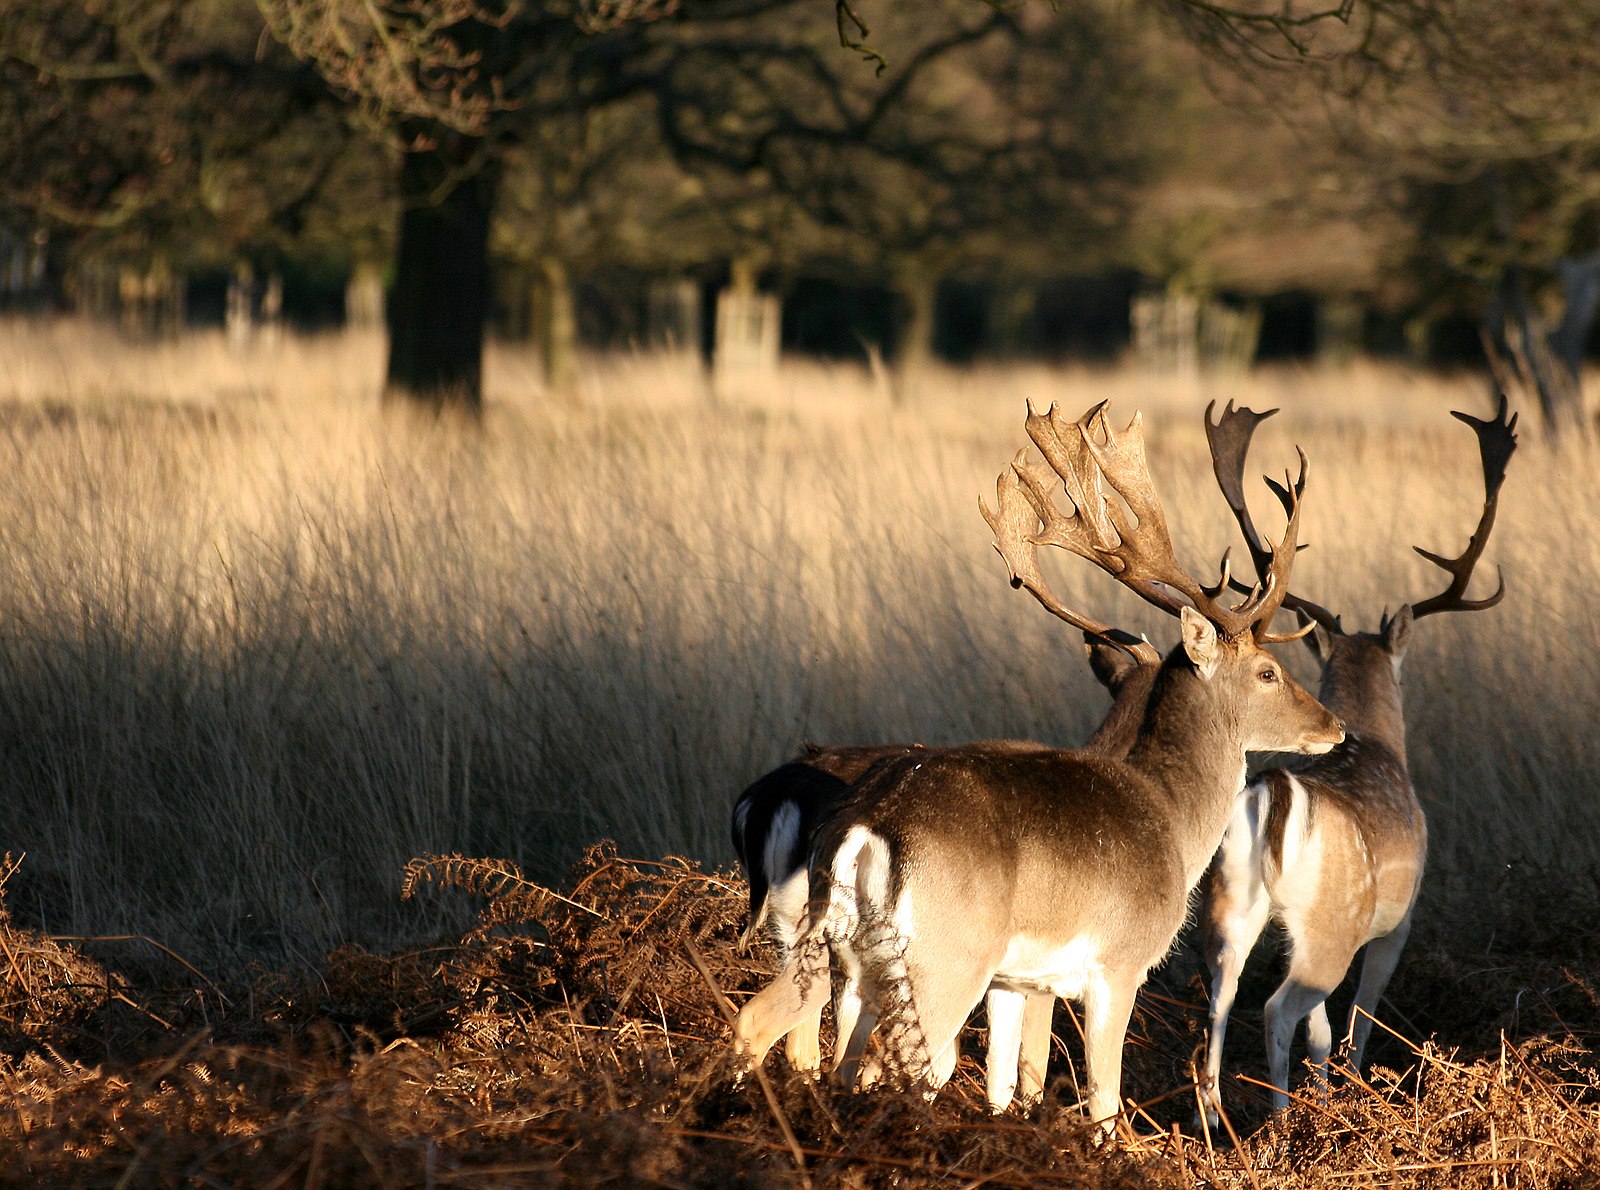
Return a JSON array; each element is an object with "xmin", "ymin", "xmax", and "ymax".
[
  {"xmin": 1082, "ymin": 664, "xmax": 1160, "ymax": 758},
  {"xmin": 1318, "ymin": 647, "xmax": 1409, "ymax": 762},
  {"xmin": 1123, "ymin": 657, "xmax": 1250, "ymax": 888}
]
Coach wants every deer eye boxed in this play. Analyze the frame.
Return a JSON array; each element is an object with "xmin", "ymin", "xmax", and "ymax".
[{"xmin": 1259, "ymin": 667, "xmax": 1279, "ymax": 684}]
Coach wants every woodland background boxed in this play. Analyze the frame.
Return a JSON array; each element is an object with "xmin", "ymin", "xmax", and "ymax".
[{"xmin": 0, "ymin": 2, "xmax": 1598, "ymax": 1185}]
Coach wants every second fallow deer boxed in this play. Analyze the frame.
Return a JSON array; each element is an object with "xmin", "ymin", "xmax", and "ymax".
[
  {"xmin": 733, "ymin": 401, "xmax": 1344, "ymax": 1130},
  {"xmin": 730, "ymin": 640, "xmax": 1159, "ymax": 1106},
  {"xmin": 732, "ymin": 739, "xmax": 1051, "ymax": 1076},
  {"xmin": 1198, "ymin": 396, "xmax": 1517, "ymax": 1126}
]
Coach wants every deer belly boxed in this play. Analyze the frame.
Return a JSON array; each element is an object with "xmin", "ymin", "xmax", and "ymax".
[{"xmin": 992, "ymin": 935, "xmax": 1105, "ymax": 1001}]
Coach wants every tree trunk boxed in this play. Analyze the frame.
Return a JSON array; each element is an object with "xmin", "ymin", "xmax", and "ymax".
[
  {"xmin": 1483, "ymin": 264, "xmax": 1580, "ymax": 437},
  {"xmin": 535, "ymin": 255, "xmax": 579, "ymax": 394},
  {"xmin": 1315, "ymin": 296, "xmax": 1364, "ymax": 365},
  {"xmin": 345, "ymin": 260, "xmax": 385, "ymax": 332},
  {"xmin": 119, "ymin": 258, "xmax": 182, "ymax": 341},
  {"xmin": 1550, "ymin": 251, "xmax": 1600, "ymax": 390},
  {"xmin": 1131, "ymin": 288, "xmax": 1200, "ymax": 375},
  {"xmin": 260, "ymin": 272, "xmax": 283, "ymax": 352},
  {"xmin": 712, "ymin": 258, "xmax": 780, "ymax": 387},
  {"xmin": 1481, "ymin": 170, "xmax": 1584, "ymax": 436},
  {"xmin": 385, "ymin": 143, "xmax": 498, "ymax": 415},
  {"xmin": 987, "ymin": 281, "xmax": 1035, "ymax": 358},
  {"xmin": 893, "ymin": 262, "xmax": 937, "ymax": 399},
  {"xmin": 227, "ymin": 261, "xmax": 254, "ymax": 351}
]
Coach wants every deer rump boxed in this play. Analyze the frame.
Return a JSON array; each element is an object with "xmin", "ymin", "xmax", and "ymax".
[
  {"xmin": 801, "ymin": 746, "xmax": 1192, "ymax": 1083},
  {"xmin": 1211, "ymin": 735, "xmax": 1423, "ymax": 961},
  {"xmin": 732, "ymin": 740, "xmax": 1058, "ymax": 952},
  {"xmin": 1259, "ymin": 736, "xmax": 1420, "ymax": 889}
]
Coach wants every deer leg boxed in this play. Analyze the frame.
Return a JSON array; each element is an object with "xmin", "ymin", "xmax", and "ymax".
[
  {"xmin": 734, "ymin": 952, "xmax": 831, "ymax": 1071},
  {"xmin": 884, "ymin": 955, "xmax": 991, "ymax": 1097},
  {"xmin": 929, "ymin": 1031, "xmax": 962, "ymax": 1089},
  {"xmin": 985, "ymin": 988, "xmax": 1027, "ymax": 1112},
  {"xmin": 831, "ymin": 946, "xmax": 878, "ymax": 1089},
  {"xmin": 1081, "ymin": 974, "xmax": 1139, "ymax": 1132},
  {"xmin": 1305, "ymin": 1000, "xmax": 1333, "ymax": 1096},
  {"xmin": 1266, "ymin": 868, "xmax": 1369, "ymax": 1112},
  {"xmin": 1345, "ymin": 915, "xmax": 1413, "ymax": 1073},
  {"xmin": 1016, "ymin": 992, "xmax": 1055, "ymax": 1109},
  {"xmin": 783, "ymin": 999, "xmax": 825, "ymax": 1073},
  {"xmin": 833, "ymin": 1005, "xmax": 880, "ymax": 1089},
  {"xmin": 916, "ymin": 972, "xmax": 992, "ymax": 1095},
  {"xmin": 1263, "ymin": 973, "xmax": 1339, "ymax": 1111},
  {"xmin": 767, "ymin": 871, "xmax": 824, "ymax": 1073},
  {"xmin": 830, "ymin": 973, "xmax": 863, "ymax": 1073},
  {"xmin": 1200, "ymin": 848, "xmax": 1272, "ymax": 1129}
]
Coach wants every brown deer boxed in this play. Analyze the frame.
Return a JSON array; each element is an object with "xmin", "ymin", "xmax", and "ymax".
[
  {"xmin": 1199, "ymin": 396, "xmax": 1516, "ymax": 1127},
  {"xmin": 732, "ymin": 739, "xmax": 1048, "ymax": 1076},
  {"xmin": 729, "ymin": 641, "xmax": 1159, "ymax": 1105},
  {"xmin": 732, "ymin": 401, "xmax": 1344, "ymax": 1129}
]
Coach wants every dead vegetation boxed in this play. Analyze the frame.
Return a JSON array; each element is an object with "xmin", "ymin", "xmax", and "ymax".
[
  {"xmin": 0, "ymin": 845, "xmax": 1593, "ymax": 1188},
  {"xmin": 0, "ymin": 853, "xmax": 118, "ymax": 1051}
]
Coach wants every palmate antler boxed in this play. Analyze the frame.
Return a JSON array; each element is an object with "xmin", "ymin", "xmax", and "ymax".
[
  {"xmin": 981, "ymin": 440, "xmax": 1162, "ymax": 665},
  {"xmin": 1205, "ymin": 394, "xmax": 1519, "ymax": 636},
  {"xmin": 981, "ymin": 401, "xmax": 1307, "ymax": 659},
  {"xmin": 1206, "ymin": 399, "xmax": 1339, "ymax": 637},
  {"xmin": 1402, "ymin": 392, "xmax": 1518, "ymax": 625}
]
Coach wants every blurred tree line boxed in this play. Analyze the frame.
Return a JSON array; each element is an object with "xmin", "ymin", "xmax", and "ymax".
[{"xmin": 1, "ymin": 0, "xmax": 1597, "ymax": 424}]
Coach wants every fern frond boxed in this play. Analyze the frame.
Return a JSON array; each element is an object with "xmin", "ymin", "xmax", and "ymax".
[
  {"xmin": 401, "ymin": 854, "xmax": 528, "ymax": 902},
  {"xmin": 401, "ymin": 853, "xmax": 607, "ymax": 921}
]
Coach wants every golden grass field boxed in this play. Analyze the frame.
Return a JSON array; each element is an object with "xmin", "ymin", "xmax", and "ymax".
[{"xmin": 0, "ymin": 317, "xmax": 1595, "ymax": 1184}]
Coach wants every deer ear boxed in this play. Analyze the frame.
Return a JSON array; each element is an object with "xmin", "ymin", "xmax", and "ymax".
[
  {"xmin": 1180, "ymin": 605, "xmax": 1221, "ymax": 679},
  {"xmin": 1083, "ymin": 635, "xmax": 1139, "ymax": 692},
  {"xmin": 1384, "ymin": 604, "xmax": 1414, "ymax": 661},
  {"xmin": 1311, "ymin": 625, "xmax": 1336, "ymax": 664},
  {"xmin": 1294, "ymin": 609, "xmax": 1334, "ymax": 664}
]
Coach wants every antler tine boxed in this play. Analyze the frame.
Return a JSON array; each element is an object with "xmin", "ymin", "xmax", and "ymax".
[
  {"xmin": 1246, "ymin": 449, "xmax": 1320, "ymax": 644},
  {"xmin": 1205, "ymin": 399, "xmax": 1279, "ymax": 578},
  {"xmin": 1408, "ymin": 393, "xmax": 1519, "ymax": 621},
  {"xmin": 1078, "ymin": 404, "xmax": 1258, "ymax": 637},
  {"xmin": 1023, "ymin": 403, "xmax": 1178, "ymax": 610},
  {"xmin": 980, "ymin": 454, "xmax": 1161, "ymax": 664},
  {"xmin": 1022, "ymin": 404, "xmax": 1117, "ymax": 562},
  {"xmin": 1207, "ymin": 400, "xmax": 1340, "ymax": 638},
  {"xmin": 1258, "ymin": 467, "xmax": 1342, "ymax": 635}
]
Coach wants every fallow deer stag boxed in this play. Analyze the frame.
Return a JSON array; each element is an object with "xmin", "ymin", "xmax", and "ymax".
[
  {"xmin": 732, "ymin": 740, "xmax": 1046, "ymax": 1076},
  {"xmin": 730, "ymin": 641, "xmax": 1159, "ymax": 1105},
  {"xmin": 1199, "ymin": 395, "xmax": 1517, "ymax": 1126},
  {"xmin": 731, "ymin": 401, "xmax": 1344, "ymax": 1130}
]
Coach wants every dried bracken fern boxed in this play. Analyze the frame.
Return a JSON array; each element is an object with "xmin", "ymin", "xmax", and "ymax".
[
  {"xmin": 1202, "ymin": 1030, "xmax": 1600, "ymax": 1187},
  {"xmin": 411, "ymin": 842, "xmax": 753, "ymax": 1049},
  {"xmin": 0, "ymin": 854, "xmax": 119, "ymax": 1048},
  {"xmin": 401, "ymin": 852, "xmax": 604, "ymax": 938},
  {"xmin": 0, "ymin": 847, "xmax": 1596, "ymax": 1187}
]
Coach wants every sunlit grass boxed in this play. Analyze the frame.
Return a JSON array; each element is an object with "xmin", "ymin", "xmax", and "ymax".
[{"xmin": 0, "ymin": 316, "xmax": 1589, "ymax": 965}]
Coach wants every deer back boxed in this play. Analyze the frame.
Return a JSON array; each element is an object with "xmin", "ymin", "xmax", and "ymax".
[
  {"xmin": 812, "ymin": 745, "xmax": 1194, "ymax": 970},
  {"xmin": 812, "ymin": 634, "xmax": 1341, "ymax": 969}
]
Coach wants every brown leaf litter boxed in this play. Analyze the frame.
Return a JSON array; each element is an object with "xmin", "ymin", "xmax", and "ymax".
[{"xmin": 0, "ymin": 842, "xmax": 1593, "ymax": 1187}]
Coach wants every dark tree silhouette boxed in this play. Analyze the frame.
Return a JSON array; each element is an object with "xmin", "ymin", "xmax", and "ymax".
[
  {"xmin": 1147, "ymin": 0, "xmax": 1600, "ymax": 432},
  {"xmin": 257, "ymin": 0, "xmax": 1150, "ymax": 411},
  {"xmin": 0, "ymin": 2, "xmax": 361, "ymax": 317},
  {"xmin": 258, "ymin": 0, "xmax": 683, "ymax": 414}
]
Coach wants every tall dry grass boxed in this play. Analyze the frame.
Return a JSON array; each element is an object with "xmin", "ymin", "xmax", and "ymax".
[{"xmin": 0, "ymin": 316, "xmax": 1592, "ymax": 971}]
